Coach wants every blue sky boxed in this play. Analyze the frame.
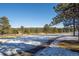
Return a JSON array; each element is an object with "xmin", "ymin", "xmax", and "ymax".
[{"xmin": 0, "ymin": 3, "xmax": 64, "ymax": 28}]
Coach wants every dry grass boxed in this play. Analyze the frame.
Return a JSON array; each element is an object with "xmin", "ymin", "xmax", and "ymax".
[
  {"xmin": 0, "ymin": 36, "xmax": 17, "ymax": 38},
  {"xmin": 58, "ymin": 40, "xmax": 79, "ymax": 50}
]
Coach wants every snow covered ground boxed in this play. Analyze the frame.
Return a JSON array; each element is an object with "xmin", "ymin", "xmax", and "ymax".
[
  {"xmin": 35, "ymin": 47, "xmax": 79, "ymax": 56},
  {"xmin": 34, "ymin": 36, "xmax": 79, "ymax": 56},
  {"xmin": 0, "ymin": 34, "xmax": 59, "ymax": 56},
  {"xmin": 0, "ymin": 43, "xmax": 36, "ymax": 56},
  {"xmin": 50, "ymin": 36, "xmax": 78, "ymax": 47},
  {"xmin": 0, "ymin": 34, "xmax": 78, "ymax": 56}
]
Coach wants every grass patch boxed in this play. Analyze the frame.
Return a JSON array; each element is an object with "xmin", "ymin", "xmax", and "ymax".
[{"xmin": 0, "ymin": 36, "xmax": 17, "ymax": 39}]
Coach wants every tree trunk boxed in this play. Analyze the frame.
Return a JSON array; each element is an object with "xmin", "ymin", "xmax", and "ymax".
[
  {"xmin": 77, "ymin": 20, "xmax": 79, "ymax": 41},
  {"xmin": 76, "ymin": 25, "xmax": 79, "ymax": 40},
  {"xmin": 73, "ymin": 19, "xmax": 76, "ymax": 36}
]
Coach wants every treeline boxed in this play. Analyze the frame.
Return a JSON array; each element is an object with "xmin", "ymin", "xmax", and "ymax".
[
  {"xmin": 6, "ymin": 26, "xmax": 74, "ymax": 34},
  {"xmin": 12, "ymin": 27, "xmax": 75, "ymax": 34},
  {"xmin": 11, "ymin": 27, "xmax": 64, "ymax": 34},
  {"xmin": 0, "ymin": 16, "xmax": 74, "ymax": 35}
]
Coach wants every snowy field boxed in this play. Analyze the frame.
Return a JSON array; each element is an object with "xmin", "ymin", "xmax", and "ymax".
[
  {"xmin": 0, "ymin": 34, "xmax": 78, "ymax": 56},
  {"xmin": 35, "ymin": 35, "xmax": 79, "ymax": 56},
  {"xmin": 0, "ymin": 34, "xmax": 60, "ymax": 56},
  {"xmin": 35, "ymin": 47, "xmax": 79, "ymax": 56}
]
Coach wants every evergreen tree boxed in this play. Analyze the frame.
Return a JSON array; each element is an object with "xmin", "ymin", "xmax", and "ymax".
[
  {"xmin": 0, "ymin": 16, "xmax": 11, "ymax": 34},
  {"xmin": 51, "ymin": 3, "xmax": 79, "ymax": 40},
  {"xmin": 20, "ymin": 26, "xmax": 25, "ymax": 34},
  {"xmin": 43, "ymin": 24, "xmax": 50, "ymax": 33}
]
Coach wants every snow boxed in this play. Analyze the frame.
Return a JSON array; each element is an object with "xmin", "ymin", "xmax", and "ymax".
[
  {"xmin": 0, "ymin": 35, "xmax": 58, "ymax": 46},
  {"xmin": 34, "ymin": 35, "xmax": 79, "ymax": 56},
  {"xmin": 57, "ymin": 36, "xmax": 78, "ymax": 41},
  {"xmin": 0, "ymin": 53, "xmax": 4, "ymax": 56},
  {"xmin": 49, "ymin": 36, "xmax": 78, "ymax": 47},
  {"xmin": 0, "ymin": 35, "xmax": 56, "ymax": 56},
  {"xmin": 19, "ymin": 35, "xmax": 59, "ymax": 40},
  {"xmin": 35, "ymin": 47, "xmax": 79, "ymax": 56},
  {"xmin": 7, "ymin": 40, "xmax": 22, "ymax": 43},
  {"xmin": 3, "ymin": 49, "xmax": 14, "ymax": 56},
  {"xmin": 0, "ymin": 43, "xmax": 36, "ymax": 56},
  {"xmin": 0, "ymin": 34, "xmax": 78, "ymax": 56},
  {"xmin": 24, "ymin": 40, "xmax": 42, "ymax": 46}
]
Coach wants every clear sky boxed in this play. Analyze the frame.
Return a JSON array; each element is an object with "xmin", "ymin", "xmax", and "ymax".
[{"xmin": 0, "ymin": 3, "xmax": 64, "ymax": 28}]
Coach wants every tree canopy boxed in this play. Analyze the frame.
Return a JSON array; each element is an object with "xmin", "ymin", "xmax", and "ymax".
[
  {"xmin": 51, "ymin": 3, "xmax": 79, "ymax": 26},
  {"xmin": 51, "ymin": 3, "xmax": 79, "ymax": 39},
  {"xmin": 0, "ymin": 16, "xmax": 11, "ymax": 34}
]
